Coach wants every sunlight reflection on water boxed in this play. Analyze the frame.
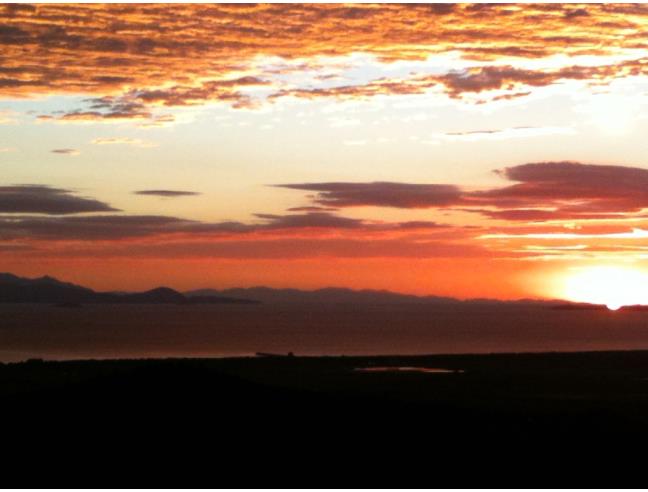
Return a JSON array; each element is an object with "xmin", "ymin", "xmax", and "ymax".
[{"xmin": 354, "ymin": 366, "xmax": 463, "ymax": 374}]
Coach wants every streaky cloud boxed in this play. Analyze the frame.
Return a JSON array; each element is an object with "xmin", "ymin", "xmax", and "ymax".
[
  {"xmin": 134, "ymin": 190, "xmax": 201, "ymax": 198},
  {"xmin": 0, "ymin": 185, "xmax": 118, "ymax": 215},
  {"xmin": 274, "ymin": 182, "xmax": 462, "ymax": 209}
]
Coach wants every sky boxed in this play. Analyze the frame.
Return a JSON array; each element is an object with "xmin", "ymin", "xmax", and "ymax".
[{"xmin": 2, "ymin": 3, "xmax": 648, "ymax": 302}]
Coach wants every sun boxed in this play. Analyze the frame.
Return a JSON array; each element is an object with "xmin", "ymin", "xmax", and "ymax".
[{"xmin": 562, "ymin": 266, "xmax": 648, "ymax": 311}]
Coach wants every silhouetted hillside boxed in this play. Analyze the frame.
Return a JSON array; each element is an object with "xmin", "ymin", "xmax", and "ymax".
[
  {"xmin": 0, "ymin": 273, "xmax": 98, "ymax": 303},
  {"xmin": 0, "ymin": 273, "xmax": 258, "ymax": 305},
  {"xmin": 3, "ymin": 350, "xmax": 648, "ymax": 484}
]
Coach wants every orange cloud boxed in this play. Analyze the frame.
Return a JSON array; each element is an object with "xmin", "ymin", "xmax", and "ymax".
[
  {"xmin": 1, "ymin": 4, "xmax": 647, "ymax": 120},
  {"xmin": 267, "ymin": 60, "xmax": 648, "ymax": 105},
  {"xmin": 6, "ymin": 162, "xmax": 648, "ymax": 264}
]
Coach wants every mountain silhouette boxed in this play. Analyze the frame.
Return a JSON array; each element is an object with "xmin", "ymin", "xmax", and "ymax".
[
  {"xmin": 185, "ymin": 286, "xmax": 556, "ymax": 306},
  {"xmin": 0, "ymin": 273, "xmax": 97, "ymax": 303},
  {"xmin": 0, "ymin": 273, "xmax": 258, "ymax": 305},
  {"xmin": 0, "ymin": 272, "xmax": 577, "ymax": 307},
  {"xmin": 185, "ymin": 286, "xmax": 460, "ymax": 304}
]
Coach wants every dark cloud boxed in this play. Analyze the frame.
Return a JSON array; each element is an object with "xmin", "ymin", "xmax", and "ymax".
[
  {"xmin": 134, "ymin": 190, "xmax": 201, "ymax": 198},
  {"xmin": 277, "ymin": 162, "xmax": 648, "ymax": 222},
  {"xmin": 50, "ymin": 148, "xmax": 80, "ymax": 155},
  {"xmin": 434, "ymin": 64, "xmax": 629, "ymax": 98},
  {"xmin": 437, "ymin": 66, "xmax": 558, "ymax": 95},
  {"xmin": 0, "ymin": 185, "xmax": 118, "ymax": 215},
  {"xmin": 467, "ymin": 161, "xmax": 648, "ymax": 218},
  {"xmin": 0, "ymin": 210, "xmax": 448, "ymax": 242},
  {"xmin": 254, "ymin": 212, "xmax": 448, "ymax": 233},
  {"xmin": 0, "ymin": 215, "xmax": 211, "ymax": 240},
  {"xmin": 394, "ymin": 220, "xmax": 452, "ymax": 230},
  {"xmin": 428, "ymin": 4, "xmax": 456, "ymax": 15},
  {"xmin": 491, "ymin": 91, "xmax": 532, "ymax": 102},
  {"xmin": 0, "ymin": 24, "xmax": 30, "ymax": 43},
  {"xmin": 275, "ymin": 182, "xmax": 462, "ymax": 209},
  {"xmin": 38, "ymin": 96, "xmax": 156, "ymax": 123},
  {"xmin": 254, "ymin": 212, "xmax": 363, "ymax": 230},
  {"xmin": 2, "ymin": 4, "xmax": 37, "ymax": 15},
  {"xmin": 286, "ymin": 206, "xmax": 339, "ymax": 213},
  {"xmin": 131, "ymin": 76, "xmax": 269, "ymax": 107},
  {"xmin": 41, "ymin": 76, "xmax": 268, "ymax": 123}
]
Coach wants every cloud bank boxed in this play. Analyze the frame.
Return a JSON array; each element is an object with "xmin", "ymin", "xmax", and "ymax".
[
  {"xmin": 3, "ymin": 162, "xmax": 648, "ymax": 262},
  {"xmin": 1, "ymin": 4, "xmax": 646, "ymax": 122}
]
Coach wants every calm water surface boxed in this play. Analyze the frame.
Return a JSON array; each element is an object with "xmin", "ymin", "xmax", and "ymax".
[{"xmin": 1, "ymin": 303, "xmax": 648, "ymax": 362}]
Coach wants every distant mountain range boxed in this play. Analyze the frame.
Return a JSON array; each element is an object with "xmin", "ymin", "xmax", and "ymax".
[
  {"xmin": 185, "ymin": 286, "xmax": 557, "ymax": 306},
  {"xmin": 185, "ymin": 286, "xmax": 458, "ymax": 304},
  {"xmin": 2, "ymin": 273, "xmax": 622, "ymax": 309},
  {"xmin": 0, "ymin": 273, "xmax": 258, "ymax": 305}
]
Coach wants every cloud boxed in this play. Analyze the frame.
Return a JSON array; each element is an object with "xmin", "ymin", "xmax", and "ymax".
[
  {"xmin": 278, "ymin": 162, "xmax": 648, "ymax": 222},
  {"xmin": 286, "ymin": 206, "xmax": 339, "ymax": 213},
  {"xmin": 0, "ymin": 209, "xmax": 450, "ymax": 243},
  {"xmin": 275, "ymin": 182, "xmax": 462, "ymax": 208},
  {"xmin": 50, "ymin": 148, "xmax": 80, "ymax": 156},
  {"xmin": 91, "ymin": 137, "xmax": 156, "ymax": 147},
  {"xmin": 253, "ymin": 212, "xmax": 363, "ymax": 230},
  {"xmin": 267, "ymin": 60, "xmax": 648, "ymax": 105},
  {"xmin": 0, "ymin": 185, "xmax": 118, "ymax": 215},
  {"xmin": 0, "ymin": 110, "xmax": 17, "ymax": 124},
  {"xmin": 0, "ymin": 207, "xmax": 475, "ymax": 260},
  {"xmin": 38, "ymin": 101, "xmax": 154, "ymax": 124},
  {"xmin": 0, "ymin": 215, "xmax": 208, "ymax": 240},
  {"xmin": 134, "ymin": 190, "xmax": 201, "ymax": 198},
  {"xmin": 130, "ymin": 76, "xmax": 269, "ymax": 107},
  {"xmin": 467, "ymin": 162, "xmax": 648, "ymax": 219},
  {"xmin": 0, "ymin": 4, "xmax": 646, "ymax": 117},
  {"xmin": 6, "ymin": 162, "xmax": 648, "ymax": 262},
  {"xmin": 38, "ymin": 110, "xmax": 177, "ymax": 127},
  {"xmin": 433, "ymin": 126, "xmax": 576, "ymax": 142},
  {"xmin": 38, "ymin": 77, "xmax": 268, "ymax": 124}
]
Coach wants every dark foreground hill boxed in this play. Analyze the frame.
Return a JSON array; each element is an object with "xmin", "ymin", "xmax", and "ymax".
[
  {"xmin": 0, "ymin": 273, "xmax": 258, "ymax": 305},
  {"xmin": 2, "ymin": 351, "xmax": 648, "ymax": 484}
]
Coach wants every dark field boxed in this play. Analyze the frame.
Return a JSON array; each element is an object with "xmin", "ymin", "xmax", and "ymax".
[
  {"xmin": 4, "ymin": 350, "xmax": 648, "ymax": 484},
  {"xmin": 3, "ymin": 302, "xmax": 648, "ymax": 362}
]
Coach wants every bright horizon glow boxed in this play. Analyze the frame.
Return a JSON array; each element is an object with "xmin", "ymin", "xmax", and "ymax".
[{"xmin": 561, "ymin": 266, "xmax": 648, "ymax": 310}]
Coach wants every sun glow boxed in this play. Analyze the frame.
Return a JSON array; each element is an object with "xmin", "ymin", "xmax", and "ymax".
[{"xmin": 562, "ymin": 266, "xmax": 648, "ymax": 310}]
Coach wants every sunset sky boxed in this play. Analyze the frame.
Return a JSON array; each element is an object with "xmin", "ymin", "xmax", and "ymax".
[{"xmin": 3, "ymin": 3, "xmax": 648, "ymax": 302}]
